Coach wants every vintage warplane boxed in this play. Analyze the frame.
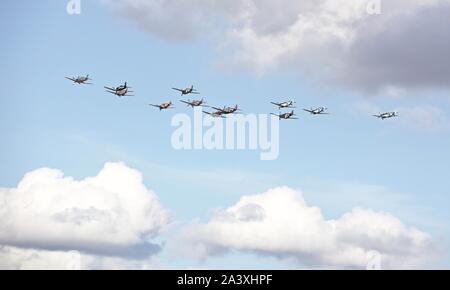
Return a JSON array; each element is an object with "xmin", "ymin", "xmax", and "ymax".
[
  {"xmin": 271, "ymin": 110, "xmax": 298, "ymax": 120},
  {"xmin": 210, "ymin": 105, "xmax": 241, "ymax": 115},
  {"xmin": 303, "ymin": 107, "xmax": 329, "ymax": 115},
  {"xmin": 180, "ymin": 98, "xmax": 206, "ymax": 108},
  {"xmin": 172, "ymin": 85, "xmax": 200, "ymax": 96},
  {"xmin": 104, "ymin": 82, "xmax": 134, "ymax": 97},
  {"xmin": 65, "ymin": 75, "xmax": 92, "ymax": 85},
  {"xmin": 271, "ymin": 100, "xmax": 296, "ymax": 109},
  {"xmin": 373, "ymin": 112, "xmax": 399, "ymax": 120},
  {"xmin": 149, "ymin": 101, "xmax": 174, "ymax": 111}
]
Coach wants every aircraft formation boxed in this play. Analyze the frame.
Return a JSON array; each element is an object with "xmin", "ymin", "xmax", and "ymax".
[{"xmin": 65, "ymin": 74, "xmax": 399, "ymax": 121}]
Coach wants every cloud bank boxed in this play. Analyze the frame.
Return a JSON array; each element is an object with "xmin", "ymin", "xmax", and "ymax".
[
  {"xmin": 181, "ymin": 187, "xmax": 434, "ymax": 269},
  {"xmin": 0, "ymin": 162, "xmax": 169, "ymax": 269},
  {"xmin": 0, "ymin": 164, "xmax": 437, "ymax": 269},
  {"xmin": 104, "ymin": 0, "xmax": 450, "ymax": 94}
]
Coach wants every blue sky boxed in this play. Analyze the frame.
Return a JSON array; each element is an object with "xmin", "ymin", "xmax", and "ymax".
[{"xmin": 1, "ymin": 1, "xmax": 450, "ymax": 269}]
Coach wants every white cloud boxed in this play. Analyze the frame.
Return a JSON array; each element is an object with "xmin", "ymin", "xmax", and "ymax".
[
  {"xmin": 0, "ymin": 163, "xmax": 439, "ymax": 269},
  {"xmin": 0, "ymin": 162, "xmax": 169, "ymax": 269},
  {"xmin": 0, "ymin": 245, "xmax": 165, "ymax": 270},
  {"xmin": 180, "ymin": 187, "xmax": 435, "ymax": 269},
  {"xmin": 104, "ymin": 0, "xmax": 450, "ymax": 93}
]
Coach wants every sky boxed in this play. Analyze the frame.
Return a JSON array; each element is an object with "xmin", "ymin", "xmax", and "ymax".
[{"xmin": 1, "ymin": 0, "xmax": 450, "ymax": 269}]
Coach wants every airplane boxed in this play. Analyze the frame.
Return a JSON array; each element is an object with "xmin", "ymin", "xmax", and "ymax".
[
  {"xmin": 373, "ymin": 112, "xmax": 399, "ymax": 120},
  {"xmin": 180, "ymin": 98, "xmax": 206, "ymax": 108},
  {"xmin": 271, "ymin": 110, "xmax": 298, "ymax": 120},
  {"xmin": 172, "ymin": 85, "xmax": 200, "ymax": 96},
  {"xmin": 303, "ymin": 107, "xmax": 329, "ymax": 115},
  {"xmin": 65, "ymin": 75, "xmax": 92, "ymax": 85},
  {"xmin": 149, "ymin": 101, "xmax": 174, "ymax": 111},
  {"xmin": 210, "ymin": 105, "xmax": 241, "ymax": 115},
  {"xmin": 202, "ymin": 110, "xmax": 226, "ymax": 118},
  {"xmin": 104, "ymin": 82, "xmax": 134, "ymax": 97},
  {"xmin": 271, "ymin": 100, "xmax": 296, "ymax": 109}
]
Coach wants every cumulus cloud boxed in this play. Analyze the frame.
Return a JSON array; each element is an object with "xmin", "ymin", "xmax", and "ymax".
[
  {"xmin": 0, "ymin": 245, "xmax": 165, "ymax": 270},
  {"xmin": 180, "ymin": 187, "xmax": 434, "ymax": 269},
  {"xmin": 104, "ymin": 0, "xmax": 450, "ymax": 93},
  {"xmin": 0, "ymin": 162, "xmax": 169, "ymax": 269}
]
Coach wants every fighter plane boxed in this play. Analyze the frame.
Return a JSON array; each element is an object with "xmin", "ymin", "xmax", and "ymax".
[
  {"xmin": 104, "ymin": 82, "xmax": 134, "ymax": 97},
  {"xmin": 180, "ymin": 98, "xmax": 206, "ymax": 108},
  {"xmin": 203, "ymin": 110, "xmax": 226, "ymax": 118},
  {"xmin": 303, "ymin": 107, "xmax": 329, "ymax": 115},
  {"xmin": 271, "ymin": 110, "xmax": 298, "ymax": 120},
  {"xmin": 373, "ymin": 112, "xmax": 399, "ymax": 120},
  {"xmin": 210, "ymin": 105, "xmax": 241, "ymax": 115},
  {"xmin": 271, "ymin": 100, "xmax": 296, "ymax": 109},
  {"xmin": 149, "ymin": 101, "xmax": 174, "ymax": 111},
  {"xmin": 65, "ymin": 75, "xmax": 92, "ymax": 85},
  {"xmin": 172, "ymin": 85, "xmax": 200, "ymax": 96}
]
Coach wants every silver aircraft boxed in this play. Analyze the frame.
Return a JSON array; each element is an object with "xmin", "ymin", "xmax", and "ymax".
[
  {"xmin": 180, "ymin": 98, "xmax": 206, "ymax": 108},
  {"xmin": 172, "ymin": 85, "xmax": 200, "ymax": 96},
  {"xmin": 373, "ymin": 112, "xmax": 399, "ymax": 120},
  {"xmin": 210, "ymin": 105, "xmax": 241, "ymax": 115},
  {"xmin": 271, "ymin": 110, "xmax": 298, "ymax": 120},
  {"xmin": 65, "ymin": 75, "xmax": 92, "ymax": 85},
  {"xmin": 271, "ymin": 100, "xmax": 296, "ymax": 109},
  {"xmin": 149, "ymin": 101, "xmax": 174, "ymax": 111},
  {"xmin": 303, "ymin": 107, "xmax": 329, "ymax": 115},
  {"xmin": 104, "ymin": 82, "xmax": 134, "ymax": 97}
]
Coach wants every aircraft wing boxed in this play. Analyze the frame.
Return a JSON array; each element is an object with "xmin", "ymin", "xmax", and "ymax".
[
  {"xmin": 104, "ymin": 86, "xmax": 116, "ymax": 91},
  {"xmin": 270, "ymin": 102, "xmax": 282, "ymax": 107},
  {"xmin": 191, "ymin": 91, "xmax": 200, "ymax": 94},
  {"xmin": 172, "ymin": 88, "xmax": 184, "ymax": 92},
  {"xmin": 65, "ymin": 77, "xmax": 76, "ymax": 82},
  {"xmin": 180, "ymin": 100, "xmax": 191, "ymax": 105},
  {"xmin": 211, "ymin": 107, "xmax": 226, "ymax": 112},
  {"xmin": 303, "ymin": 109, "xmax": 314, "ymax": 113}
]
